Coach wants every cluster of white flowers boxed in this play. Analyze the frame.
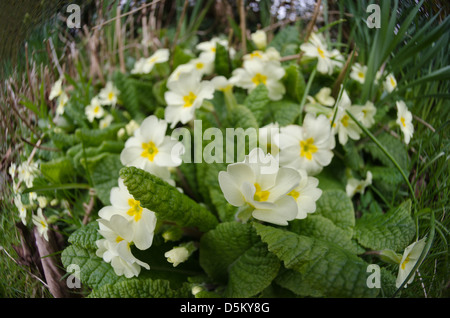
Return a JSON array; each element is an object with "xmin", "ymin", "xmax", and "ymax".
[
  {"xmin": 95, "ymin": 114, "xmax": 187, "ymax": 277},
  {"xmin": 84, "ymin": 81, "xmax": 120, "ymax": 128},
  {"xmin": 95, "ymin": 178, "xmax": 157, "ymax": 278}
]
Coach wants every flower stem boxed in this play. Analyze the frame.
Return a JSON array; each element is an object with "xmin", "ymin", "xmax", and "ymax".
[{"xmin": 346, "ymin": 109, "xmax": 417, "ymax": 205}]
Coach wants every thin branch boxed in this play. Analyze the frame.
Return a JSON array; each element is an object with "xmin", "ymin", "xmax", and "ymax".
[
  {"xmin": 92, "ymin": 0, "xmax": 162, "ymax": 30},
  {"xmin": 239, "ymin": 0, "xmax": 247, "ymax": 55}
]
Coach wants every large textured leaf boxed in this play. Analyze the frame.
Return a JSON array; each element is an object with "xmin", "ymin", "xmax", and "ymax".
[
  {"xmin": 354, "ymin": 200, "xmax": 415, "ymax": 252},
  {"xmin": 268, "ymin": 25, "xmax": 301, "ymax": 54},
  {"xmin": 289, "ymin": 190, "xmax": 356, "ymax": 253},
  {"xmin": 120, "ymin": 166, "xmax": 218, "ymax": 232},
  {"xmin": 61, "ymin": 244, "xmax": 126, "ymax": 290},
  {"xmin": 199, "ymin": 222, "xmax": 280, "ymax": 298},
  {"xmin": 244, "ymin": 84, "xmax": 269, "ymax": 125},
  {"xmin": 254, "ymin": 223, "xmax": 378, "ymax": 298},
  {"xmin": 225, "ymin": 104, "xmax": 259, "ymax": 130},
  {"xmin": 83, "ymin": 153, "xmax": 123, "ymax": 206},
  {"xmin": 364, "ymin": 132, "xmax": 409, "ymax": 173},
  {"xmin": 75, "ymin": 123, "xmax": 124, "ymax": 147},
  {"xmin": 40, "ymin": 156, "xmax": 75, "ymax": 184},
  {"xmin": 283, "ymin": 64, "xmax": 306, "ymax": 103},
  {"xmin": 314, "ymin": 189, "xmax": 355, "ymax": 239},
  {"xmin": 88, "ymin": 278, "xmax": 192, "ymax": 298},
  {"xmin": 265, "ymin": 99, "xmax": 300, "ymax": 126}
]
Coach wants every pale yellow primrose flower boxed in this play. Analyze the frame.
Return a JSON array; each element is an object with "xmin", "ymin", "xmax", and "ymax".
[
  {"xmin": 300, "ymin": 33, "xmax": 335, "ymax": 75},
  {"xmin": 396, "ymin": 238, "xmax": 427, "ymax": 288},
  {"xmin": 120, "ymin": 115, "xmax": 184, "ymax": 185},
  {"xmin": 56, "ymin": 92, "xmax": 69, "ymax": 116},
  {"xmin": 288, "ymin": 169, "xmax": 322, "ymax": 220},
  {"xmin": 99, "ymin": 114, "xmax": 114, "ymax": 129},
  {"xmin": 32, "ymin": 208, "xmax": 49, "ymax": 241},
  {"xmin": 350, "ymin": 63, "xmax": 368, "ymax": 84},
  {"xmin": 98, "ymin": 178, "xmax": 157, "ymax": 251},
  {"xmin": 346, "ymin": 171, "xmax": 372, "ymax": 198},
  {"xmin": 251, "ymin": 30, "xmax": 267, "ymax": 50},
  {"xmin": 229, "ymin": 59, "xmax": 286, "ymax": 101},
  {"xmin": 384, "ymin": 73, "xmax": 397, "ymax": 93},
  {"xmin": 98, "ymin": 81, "xmax": 119, "ymax": 107},
  {"xmin": 396, "ymin": 100, "xmax": 414, "ymax": 144},
  {"xmin": 218, "ymin": 148, "xmax": 300, "ymax": 226},
  {"xmin": 96, "ymin": 214, "xmax": 150, "ymax": 278},
  {"xmin": 49, "ymin": 78, "xmax": 63, "ymax": 101},
  {"xmin": 131, "ymin": 48, "xmax": 169, "ymax": 74},
  {"xmin": 14, "ymin": 194, "xmax": 27, "ymax": 225},
  {"xmin": 85, "ymin": 96, "xmax": 105, "ymax": 122},
  {"xmin": 165, "ymin": 247, "xmax": 190, "ymax": 267},
  {"xmin": 164, "ymin": 71, "xmax": 215, "ymax": 128},
  {"xmin": 276, "ymin": 113, "xmax": 335, "ymax": 176}
]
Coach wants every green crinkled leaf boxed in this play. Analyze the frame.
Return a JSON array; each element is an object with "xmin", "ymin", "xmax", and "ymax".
[
  {"xmin": 244, "ymin": 84, "xmax": 269, "ymax": 125},
  {"xmin": 40, "ymin": 156, "xmax": 75, "ymax": 184},
  {"xmin": 225, "ymin": 104, "xmax": 259, "ymax": 130},
  {"xmin": 83, "ymin": 153, "xmax": 123, "ymax": 206},
  {"xmin": 67, "ymin": 222, "xmax": 103, "ymax": 250},
  {"xmin": 200, "ymin": 222, "xmax": 280, "ymax": 298},
  {"xmin": 283, "ymin": 64, "xmax": 306, "ymax": 103},
  {"xmin": 49, "ymin": 131, "xmax": 78, "ymax": 150},
  {"xmin": 226, "ymin": 241, "xmax": 280, "ymax": 298},
  {"xmin": 75, "ymin": 123, "xmax": 124, "ymax": 147},
  {"xmin": 354, "ymin": 200, "xmax": 416, "ymax": 252},
  {"xmin": 268, "ymin": 25, "xmax": 301, "ymax": 54},
  {"xmin": 369, "ymin": 166, "xmax": 404, "ymax": 185},
  {"xmin": 113, "ymin": 71, "xmax": 144, "ymax": 120},
  {"xmin": 289, "ymin": 215, "xmax": 358, "ymax": 253},
  {"xmin": 364, "ymin": 132, "xmax": 409, "ymax": 173},
  {"xmin": 120, "ymin": 166, "xmax": 218, "ymax": 232},
  {"xmin": 88, "ymin": 278, "xmax": 192, "ymax": 298},
  {"xmin": 61, "ymin": 244, "xmax": 126, "ymax": 290},
  {"xmin": 344, "ymin": 140, "xmax": 365, "ymax": 171},
  {"xmin": 214, "ymin": 42, "xmax": 231, "ymax": 78},
  {"xmin": 314, "ymin": 190, "xmax": 355, "ymax": 240},
  {"xmin": 254, "ymin": 223, "xmax": 378, "ymax": 298},
  {"xmin": 265, "ymin": 99, "xmax": 300, "ymax": 126}
]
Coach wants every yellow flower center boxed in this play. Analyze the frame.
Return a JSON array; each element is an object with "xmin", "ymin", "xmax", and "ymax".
[
  {"xmin": 288, "ymin": 189, "xmax": 300, "ymax": 201},
  {"xmin": 252, "ymin": 73, "xmax": 267, "ymax": 86},
  {"xmin": 390, "ymin": 76, "xmax": 396, "ymax": 88},
  {"xmin": 300, "ymin": 138, "xmax": 318, "ymax": 161},
  {"xmin": 341, "ymin": 114, "xmax": 350, "ymax": 127},
  {"xmin": 108, "ymin": 92, "xmax": 115, "ymax": 101},
  {"xmin": 317, "ymin": 47, "xmax": 325, "ymax": 59},
  {"xmin": 94, "ymin": 105, "xmax": 100, "ymax": 114},
  {"xmin": 401, "ymin": 256, "xmax": 410, "ymax": 270},
  {"xmin": 40, "ymin": 221, "xmax": 47, "ymax": 228},
  {"xmin": 127, "ymin": 198, "xmax": 143, "ymax": 222},
  {"xmin": 149, "ymin": 56, "xmax": 158, "ymax": 63},
  {"xmin": 400, "ymin": 117, "xmax": 406, "ymax": 127},
  {"xmin": 141, "ymin": 141, "xmax": 159, "ymax": 162},
  {"xmin": 116, "ymin": 236, "xmax": 124, "ymax": 243},
  {"xmin": 196, "ymin": 62, "xmax": 204, "ymax": 70},
  {"xmin": 211, "ymin": 47, "xmax": 216, "ymax": 53},
  {"xmin": 253, "ymin": 183, "xmax": 270, "ymax": 202},
  {"xmin": 183, "ymin": 92, "xmax": 197, "ymax": 108},
  {"xmin": 358, "ymin": 71, "xmax": 365, "ymax": 78},
  {"xmin": 250, "ymin": 51, "xmax": 262, "ymax": 59}
]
